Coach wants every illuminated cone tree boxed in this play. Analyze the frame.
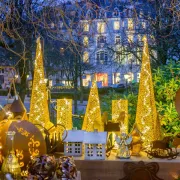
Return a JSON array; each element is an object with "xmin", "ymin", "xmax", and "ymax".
[
  {"xmin": 82, "ymin": 80, "xmax": 103, "ymax": 132},
  {"xmin": 135, "ymin": 37, "xmax": 161, "ymax": 147},
  {"xmin": 29, "ymin": 38, "xmax": 53, "ymax": 129},
  {"xmin": 57, "ymin": 99, "xmax": 73, "ymax": 134}
]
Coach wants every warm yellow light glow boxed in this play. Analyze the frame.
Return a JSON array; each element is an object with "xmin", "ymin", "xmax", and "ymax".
[
  {"xmin": 128, "ymin": 18, "xmax": 133, "ymax": 30},
  {"xmin": 29, "ymin": 38, "xmax": 53, "ymax": 129},
  {"xmin": 97, "ymin": 22, "xmax": 105, "ymax": 33},
  {"xmin": 112, "ymin": 100, "xmax": 128, "ymax": 134},
  {"xmin": 82, "ymin": 80, "xmax": 103, "ymax": 132},
  {"xmin": 83, "ymin": 36, "xmax": 89, "ymax": 47},
  {"xmin": 57, "ymin": 99, "xmax": 72, "ymax": 132},
  {"xmin": 114, "ymin": 21, "xmax": 120, "ymax": 30},
  {"xmin": 84, "ymin": 23, "xmax": 89, "ymax": 32},
  {"xmin": 128, "ymin": 34, "xmax": 133, "ymax": 43},
  {"xmin": 6, "ymin": 111, "xmax": 14, "ymax": 119},
  {"xmin": 135, "ymin": 36, "xmax": 161, "ymax": 147},
  {"xmin": 83, "ymin": 51, "xmax": 89, "ymax": 63}
]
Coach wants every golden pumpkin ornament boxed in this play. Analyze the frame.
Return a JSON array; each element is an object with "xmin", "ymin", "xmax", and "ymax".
[{"xmin": 0, "ymin": 119, "xmax": 46, "ymax": 169}]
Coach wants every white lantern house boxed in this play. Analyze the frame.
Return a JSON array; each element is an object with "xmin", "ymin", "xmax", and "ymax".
[
  {"xmin": 63, "ymin": 128, "xmax": 85, "ymax": 156},
  {"xmin": 84, "ymin": 130, "xmax": 107, "ymax": 160}
]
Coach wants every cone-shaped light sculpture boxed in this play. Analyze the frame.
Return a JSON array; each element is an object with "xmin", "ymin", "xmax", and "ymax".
[
  {"xmin": 135, "ymin": 36, "xmax": 161, "ymax": 147},
  {"xmin": 29, "ymin": 38, "xmax": 53, "ymax": 129}
]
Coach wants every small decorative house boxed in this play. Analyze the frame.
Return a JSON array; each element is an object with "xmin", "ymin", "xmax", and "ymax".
[
  {"xmin": 63, "ymin": 128, "xmax": 84, "ymax": 156},
  {"xmin": 84, "ymin": 130, "xmax": 107, "ymax": 160}
]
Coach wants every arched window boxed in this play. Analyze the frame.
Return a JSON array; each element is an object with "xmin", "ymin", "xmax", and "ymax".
[
  {"xmin": 86, "ymin": 10, "xmax": 93, "ymax": 19},
  {"xmin": 113, "ymin": 8, "xmax": 119, "ymax": 17},
  {"xmin": 96, "ymin": 51, "xmax": 108, "ymax": 65}
]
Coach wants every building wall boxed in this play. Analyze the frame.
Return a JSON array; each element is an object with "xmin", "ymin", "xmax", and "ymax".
[{"xmin": 79, "ymin": 2, "xmax": 154, "ymax": 87}]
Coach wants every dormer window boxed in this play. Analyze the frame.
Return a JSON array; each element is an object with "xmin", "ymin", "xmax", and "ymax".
[
  {"xmin": 113, "ymin": 8, "xmax": 119, "ymax": 17},
  {"xmin": 86, "ymin": 10, "xmax": 93, "ymax": 19},
  {"xmin": 99, "ymin": 9, "xmax": 106, "ymax": 18}
]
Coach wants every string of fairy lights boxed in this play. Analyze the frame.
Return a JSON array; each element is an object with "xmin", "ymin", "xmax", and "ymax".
[
  {"xmin": 82, "ymin": 80, "xmax": 103, "ymax": 132},
  {"xmin": 114, "ymin": 99, "xmax": 128, "ymax": 134},
  {"xmin": 135, "ymin": 36, "xmax": 159, "ymax": 148},
  {"xmin": 29, "ymin": 38, "xmax": 53, "ymax": 130},
  {"xmin": 57, "ymin": 99, "xmax": 72, "ymax": 134},
  {"xmin": 140, "ymin": 39, "xmax": 151, "ymax": 140},
  {"xmin": 0, "ymin": 36, "xmax": 160, "ymax": 152}
]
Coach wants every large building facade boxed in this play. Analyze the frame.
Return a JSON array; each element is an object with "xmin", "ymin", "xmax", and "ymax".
[
  {"xmin": 79, "ymin": 0, "xmax": 155, "ymax": 87},
  {"xmin": 48, "ymin": 0, "xmax": 155, "ymax": 87}
]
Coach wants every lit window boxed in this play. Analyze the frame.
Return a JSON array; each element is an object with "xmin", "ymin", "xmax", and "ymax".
[
  {"xmin": 83, "ymin": 51, "xmax": 89, "ymax": 63},
  {"xmin": 128, "ymin": 72, "xmax": 134, "ymax": 82},
  {"xmin": 82, "ymin": 74, "xmax": 91, "ymax": 87},
  {"xmin": 142, "ymin": 22, "xmax": 146, "ymax": 29},
  {"xmin": 114, "ymin": 21, "xmax": 120, "ymax": 30},
  {"xmin": 128, "ymin": 19, "xmax": 133, "ymax": 30},
  {"xmin": 113, "ymin": 73, "xmax": 120, "ymax": 84},
  {"xmin": 83, "ymin": 36, "xmax": 88, "ymax": 47},
  {"xmin": 96, "ymin": 51, "xmax": 108, "ymax": 64},
  {"xmin": 128, "ymin": 34, "xmax": 133, "ymax": 43},
  {"xmin": 97, "ymin": 22, "xmax": 105, "ymax": 33},
  {"xmin": 115, "ymin": 36, "xmax": 120, "ymax": 44},
  {"xmin": 84, "ymin": 23, "xmax": 89, "ymax": 32}
]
